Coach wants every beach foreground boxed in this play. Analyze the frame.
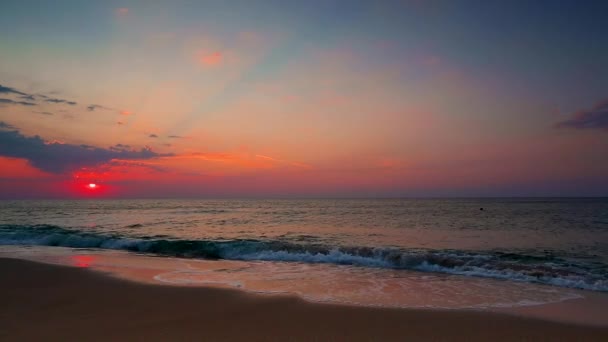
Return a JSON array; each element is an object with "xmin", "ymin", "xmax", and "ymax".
[{"xmin": 2, "ymin": 258, "xmax": 607, "ymax": 341}]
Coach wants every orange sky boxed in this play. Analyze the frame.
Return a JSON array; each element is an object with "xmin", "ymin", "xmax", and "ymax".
[{"xmin": 1, "ymin": 1, "xmax": 607, "ymax": 198}]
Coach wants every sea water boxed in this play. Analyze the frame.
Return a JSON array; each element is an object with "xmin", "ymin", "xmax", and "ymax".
[{"xmin": 1, "ymin": 198, "xmax": 607, "ymax": 309}]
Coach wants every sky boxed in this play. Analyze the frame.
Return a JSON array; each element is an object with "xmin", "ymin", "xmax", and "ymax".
[{"xmin": 1, "ymin": 0, "xmax": 607, "ymax": 198}]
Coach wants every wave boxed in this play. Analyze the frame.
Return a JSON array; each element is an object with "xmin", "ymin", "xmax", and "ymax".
[{"xmin": 1, "ymin": 224, "xmax": 607, "ymax": 291}]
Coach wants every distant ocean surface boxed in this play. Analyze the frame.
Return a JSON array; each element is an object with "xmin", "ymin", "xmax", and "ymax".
[{"xmin": 1, "ymin": 198, "xmax": 608, "ymax": 308}]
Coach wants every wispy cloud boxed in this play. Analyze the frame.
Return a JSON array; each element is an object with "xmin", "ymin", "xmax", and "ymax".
[
  {"xmin": 255, "ymin": 154, "xmax": 279, "ymax": 161},
  {"xmin": 0, "ymin": 98, "xmax": 36, "ymax": 106},
  {"xmin": 87, "ymin": 104, "xmax": 111, "ymax": 111},
  {"xmin": 33, "ymin": 111, "xmax": 54, "ymax": 116},
  {"xmin": 0, "ymin": 121, "xmax": 16, "ymax": 130},
  {"xmin": 109, "ymin": 143, "xmax": 131, "ymax": 152},
  {"xmin": 103, "ymin": 159, "xmax": 168, "ymax": 174},
  {"xmin": 19, "ymin": 95, "xmax": 36, "ymax": 101},
  {"xmin": 199, "ymin": 51, "xmax": 223, "ymax": 66},
  {"xmin": 0, "ymin": 83, "xmax": 79, "ymax": 107},
  {"xmin": 556, "ymin": 99, "xmax": 608, "ymax": 131},
  {"xmin": 290, "ymin": 162, "xmax": 313, "ymax": 169},
  {"xmin": 164, "ymin": 152, "xmax": 237, "ymax": 162},
  {"xmin": 0, "ymin": 85, "xmax": 27, "ymax": 96},
  {"xmin": 149, "ymin": 134, "xmax": 159, "ymax": 138},
  {"xmin": 44, "ymin": 98, "xmax": 77, "ymax": 105}
]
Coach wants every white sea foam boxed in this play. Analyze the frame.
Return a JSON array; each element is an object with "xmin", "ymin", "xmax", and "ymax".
[
  {"xmin": 150, "ymin": 261, "xmax": 583, "ymax": 310},
  {"xmin": 1, "ymin": 224, "xmax": 607, "ymax": 292}
]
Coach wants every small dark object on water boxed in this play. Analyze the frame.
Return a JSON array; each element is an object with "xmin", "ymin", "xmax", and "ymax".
[{"xmin": 480, "ymin": 208, "xmax": 484, "ymax": 211}]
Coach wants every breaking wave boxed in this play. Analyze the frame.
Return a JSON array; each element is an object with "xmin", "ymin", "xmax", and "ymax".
[{"xmin": 1, "ymin": 224, "xmax": 606, "ymax": 291}]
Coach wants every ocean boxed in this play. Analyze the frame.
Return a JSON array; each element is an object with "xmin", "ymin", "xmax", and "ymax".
[{"xmin": 1, "ymin": 198, "xmax": 607, "ymax": 309}]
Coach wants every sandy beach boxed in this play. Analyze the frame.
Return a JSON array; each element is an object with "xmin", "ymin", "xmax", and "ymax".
[{"xmin": 1, "ymin": 258, "xmax": 607, "ymax": 341}]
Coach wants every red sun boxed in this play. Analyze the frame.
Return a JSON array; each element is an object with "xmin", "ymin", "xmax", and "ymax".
[{"xmin": 87, "ymin": 183, "xmax": 97, "ymax": 189}]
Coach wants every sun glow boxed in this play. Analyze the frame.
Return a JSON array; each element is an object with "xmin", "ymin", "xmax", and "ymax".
[{"xmin": 88, "ymin": 183, "xmax": 97, "ymax": 189}]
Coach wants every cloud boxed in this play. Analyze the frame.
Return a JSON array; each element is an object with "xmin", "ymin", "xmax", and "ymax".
[
  {"xmin": 199, "ymin": 52, "xmax": 223, "ymax": 66},
  {"xmin": 33, "ymin": 111, "xmax": 54, "ymax": 116},
  {"xmin": 102, "ymin": 159, "xmax": 168, "ymax": 174},
  {"xmin": 149, "ymin": 134, "xmax": 158, "ymax": 138},
  {"xmin": 0, "ymin": 83, "xmax": 79, "ymax": 107},
  {"xmin": 0, "ymin": 126, "xmax": 171, "ymax": 173},
  {"xmin": 120, "ymin": 110, "xmax": 133, "ymax": 115},
  {"xmin": 0, "ymin": 85, "xmax": 27, "ymax": 96},
  {"xmin": 20, "ymin": 95, "xmax": 36, "ymax": 101},
  {"xmin": 0, "ymin": 98, "xmax": 36, "ymax": 106},
  {"xmin": 44, "ymin": 98, "xmax": 77, "ymax": 105},
  {"xmin": 168, "ymin": 135, "xmax": 184, "ymax": 139},
  {"xmin": 291, "ymin": 162, "xmax": 313, "ymax": 169},
  {"xmin": 255, "ymin": 154, "xmax": 279, "ymax": 161},
  {"xmin": 0, "ymin": 121, "xmax": 16, "ymax": 130},
  {"xmin": 165, "ymin": 152, "xmax": 237, "ymax": 162},
  {"xmin": 116, "ymin": 8, "xmax": 129, "ymax": 15},
  {"xmin": 87, "ymin": 104, "xmax": 111, "ymax": 111},
  {"xmin": 109, "ymin": 143, "xmax": 131, "ymax": 151},
  {"xmin": 556, "ymin": 99, "xmax": 608, "ymax": 131}
]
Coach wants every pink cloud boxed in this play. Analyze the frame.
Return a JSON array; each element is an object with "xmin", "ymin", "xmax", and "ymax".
[
  {"xmin": 116, "ymin": 8, "xmax": 129, "ymax": 16},
  {"xmin": 290, "ymin": 162, "xmax": 313, "ymax": 169},
  {"xmin": 555, "ymin": 99, "xmax": 608, "ymax": 131},
  {"xmin": 199, "ymin": 52, "xmax": 223, "ymax": 66},
  {"xmin": 255, "ymin": 154, "xmax": 279, "ymax": 161}
]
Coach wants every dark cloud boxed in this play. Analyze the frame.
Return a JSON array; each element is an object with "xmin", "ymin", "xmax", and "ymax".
[
  {"xmin": 149, "ymin": 134, "xmax": 158, "ymax": 138},
  {"xmin": 556, "ymin": 100, "xmax": 608, "ymax": 131},
  {"xmin": 45, "ymin": 98, "xmax": 77, "ymax": 105},
  {"xmin": 168, "ymin": 135, "xmax": 183, "ymax": 139},
  {"xmin": 0, "ymin": 83, "xmax": 82, "ymax": 108},
  {"xmin": 33, "ymin": 111, "xmax": 54, "ymax": 116},
  {"xmin": 87, "ymin": 104, "xmax": 111, "ymax": 111},
  {"xmin": 0, "ymin": 98, "xmax": 36, "ymax": 106},
  {"xmin": 0, "ymin": 121, "xmax": 16, "ymax": 130},
  {"xmin": 109, "ymin": 144, "xmax": 131, "ymax": 152},
  {"xmin": 0, "ymin": 127, "xmax": 171, "ymax": 173},
  {"xmin": 0, "ymin": 85, "xmax": 27, "ymax": 96}
]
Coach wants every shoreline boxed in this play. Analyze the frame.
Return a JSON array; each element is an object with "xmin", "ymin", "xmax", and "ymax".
[{"xmin": 1, "ymin": 258, "xmax": 607, "ymax": 341}]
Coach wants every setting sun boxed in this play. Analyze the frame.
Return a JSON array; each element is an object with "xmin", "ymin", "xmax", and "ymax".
[{"xmin": 88, "ymin": 183, "xmax": 97, "ymax": 189}]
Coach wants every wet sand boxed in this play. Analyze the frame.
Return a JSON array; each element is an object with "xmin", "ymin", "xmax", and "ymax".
[{"xmin": 1, "ymin": 258, "xmax": 607, "ymax": 341}]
